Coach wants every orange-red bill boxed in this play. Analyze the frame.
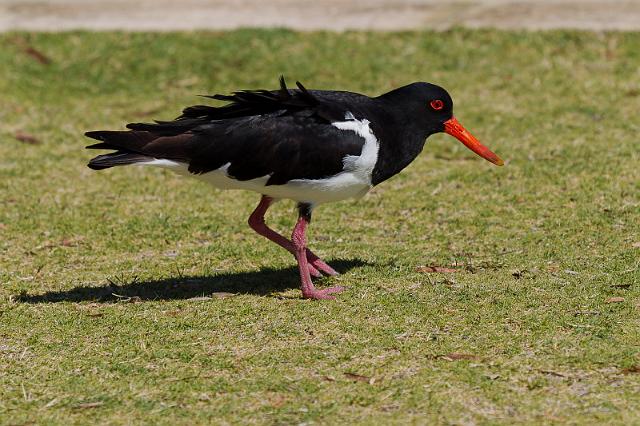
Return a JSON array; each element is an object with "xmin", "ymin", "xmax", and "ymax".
[{"xmin": 444, "ymin": 117, "xmax": 504, "ymax": 166}]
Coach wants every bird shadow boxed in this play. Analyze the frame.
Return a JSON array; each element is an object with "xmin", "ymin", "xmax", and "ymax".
[{"xmin": 15, "ymin": 258, "xmax": 370, "ymax": 304}]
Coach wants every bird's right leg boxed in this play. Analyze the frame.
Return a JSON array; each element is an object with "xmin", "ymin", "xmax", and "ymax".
[
  {"xmin": 291, "ymin": 207, "xmax": 344, "ymax": 300},
  {"xmin": 248, "ymin": 196, "xmax": 337, "ymax": 277}
]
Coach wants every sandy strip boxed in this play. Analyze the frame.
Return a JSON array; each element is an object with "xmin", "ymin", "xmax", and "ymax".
[{"xmin": 1, "ymin": 0, "xmax": 640, "ymax": 32}]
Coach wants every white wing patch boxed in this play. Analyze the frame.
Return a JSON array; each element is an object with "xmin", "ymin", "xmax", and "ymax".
[
  {"xmin": 138, "ymin": 112, "xmax": 380, "ymax": 205},
  {"xmin": 331, "ymin": 112, "xmax": 379, "ymax": 180}
]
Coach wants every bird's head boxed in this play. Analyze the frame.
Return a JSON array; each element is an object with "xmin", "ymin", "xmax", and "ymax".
[{"xmin": 381, "ymin": 82, "xmax": 504, "ymax": 166}]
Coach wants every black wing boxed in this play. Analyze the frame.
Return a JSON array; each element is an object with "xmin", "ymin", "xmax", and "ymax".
[{"xmin": 86, "ymin": 77, "xmax": 367, "ymax": 184}]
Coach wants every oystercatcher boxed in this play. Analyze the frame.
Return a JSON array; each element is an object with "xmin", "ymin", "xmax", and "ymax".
[{"xmin": 86, "ymin": 77, "xmax": 503, "ymax": 300}]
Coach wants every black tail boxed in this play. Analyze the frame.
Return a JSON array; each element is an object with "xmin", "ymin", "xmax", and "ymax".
[
  {"xmin": 85, "ymin": 130, "xmax": 158, "ymax": 170},
  {"xmin": 87, "ymin": 151, "xmax": 152, "ymax": 170},
  {"xmin": 85, "ymin": 128, "xmax": 195, "ymax": 171}
]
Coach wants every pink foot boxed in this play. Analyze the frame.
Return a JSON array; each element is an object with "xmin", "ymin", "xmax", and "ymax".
[{"xmin": 302, "ymin": 286, "xmax": 346, "ymax": 300}]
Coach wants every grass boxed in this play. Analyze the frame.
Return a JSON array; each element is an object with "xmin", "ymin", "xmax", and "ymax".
[{"xmin": 0, "ymin": 29, "xmax": 639, "ymax": 425}]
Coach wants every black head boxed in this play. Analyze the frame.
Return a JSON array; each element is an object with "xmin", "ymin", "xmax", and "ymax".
[
  {"xmin": 378, "ymin": 82, "xmax": 503, "ymax": 166},
  {"xmin": 378, "ymin": 82, "xmax": 453, "ymax": 134}
]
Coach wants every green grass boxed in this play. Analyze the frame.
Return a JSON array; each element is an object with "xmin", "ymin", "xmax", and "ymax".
[{"xmin": 1, "ymin": 29, "xmax": 639, "ymax": 425}]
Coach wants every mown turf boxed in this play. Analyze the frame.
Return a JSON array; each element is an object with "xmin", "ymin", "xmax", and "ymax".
[{"xmin": 1, "ymin": 29, "xmax": 639, "ymax": 425}]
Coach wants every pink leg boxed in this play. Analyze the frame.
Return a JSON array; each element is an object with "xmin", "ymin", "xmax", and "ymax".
[
  {"xmin": 291, "ymin": 213, "xmax": 345, "ymax": 300},
  {"xmin": 248, "ymin": 196, "xmax": 338, "ymax": 277}
]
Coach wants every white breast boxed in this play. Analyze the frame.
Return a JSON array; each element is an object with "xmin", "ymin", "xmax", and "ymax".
[{"xmin": 141, "ymin": 113, "xmax": 380, "ymax": 205}]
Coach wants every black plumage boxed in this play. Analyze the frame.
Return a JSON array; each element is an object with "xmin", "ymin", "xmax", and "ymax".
[{"xmin": 87, "ymin": 78, "xmax": 369, "ymax": 184}]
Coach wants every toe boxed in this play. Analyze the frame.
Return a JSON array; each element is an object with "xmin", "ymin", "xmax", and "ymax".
[
  {"xmin": 310, "ymin": 259, "xmax": 339, "ymax": 276},
  {"xmin": 308, "ymin": 265, "xmax": 322, "ymax": 278},
  {"xmin": 301, "ymin": 286, "xmax": 345, "ymax": 300},
  {"xmin": 323, "ymin": 286, "xmax": 345, "ymax": 295}
]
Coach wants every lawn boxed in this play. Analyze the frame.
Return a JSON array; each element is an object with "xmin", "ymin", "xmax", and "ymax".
[{"xmin": 1, "ymin": 29, "xmax": 639, "ymax": 425}]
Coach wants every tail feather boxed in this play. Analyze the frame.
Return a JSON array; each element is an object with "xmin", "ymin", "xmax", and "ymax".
[
  {"xmin": 126, "ymin": 119, "xmax": 204, "ymax": 136},
  {"xmin": 87, "ymin": 151, "xmax": 152, "ymax": 170},
  {"xmin": 86, "ymin": 142, "xmax": 114, "ymax": 150},
  {"xmin": 85, "ymin": 126, "xmax": 196, "ymax": 169},
  {"xmin": 85, "ymin": 130, "xmax": 157, "ymax": 150}
]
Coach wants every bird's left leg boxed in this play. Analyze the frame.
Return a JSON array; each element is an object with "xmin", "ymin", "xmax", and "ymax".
[
  {"xmin": 248, "ymin": 196, "xmax": 338, "ymax": 277},
  {"xmin": 292, "ymin": 204, "xmax": 345, "ymax": 300}
]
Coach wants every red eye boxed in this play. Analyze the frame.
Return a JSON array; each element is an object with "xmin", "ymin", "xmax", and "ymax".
[{"xmin": 430, "ymin": 99, "xmax": 444, "ymax": 110}]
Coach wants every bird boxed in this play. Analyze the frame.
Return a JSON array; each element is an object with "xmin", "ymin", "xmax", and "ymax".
[{"xmin": 86, "ymin": 76, "xmax": 503, "ymax": 300}]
